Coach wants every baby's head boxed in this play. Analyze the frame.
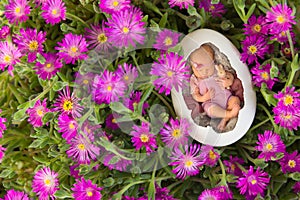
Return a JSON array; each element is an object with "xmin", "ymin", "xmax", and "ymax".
[{"xmin": 189, "ymin": 44, "xmax": 215, "ymax": 79}]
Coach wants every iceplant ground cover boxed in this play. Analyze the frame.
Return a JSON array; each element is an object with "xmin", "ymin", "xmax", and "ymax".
[{"xmin": 0, "ymin": 0, "xmax": 300, "ymax": 199}]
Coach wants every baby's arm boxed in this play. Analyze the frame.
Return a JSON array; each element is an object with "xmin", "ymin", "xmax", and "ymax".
[{"xmin": 190, "ymin": 75, "xmax": 214, "ymax": 102}]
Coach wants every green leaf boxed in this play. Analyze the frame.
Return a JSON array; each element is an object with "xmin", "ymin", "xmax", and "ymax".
[
  {"xmin": 42, "ymin": 112, "xmax": 55, "ymax": 124},
  {"xmin": 245, "ymin": 3, "xmax": 256, "ymax": 22},
  {"xmin": 54, "ymin": 189, "xmax": 73, "ymax": 199},
  {"xmin": 270, "ymin": 61, "xmax": 279, "ymax": 79},
  {"xmin": 13, "ymin": 108, "xmax": 27, "ymax": 121},
  {"xmin": 148, "ymin": 180, "xmax": 156, "ymax": 200},
  {"xmin": 109, "ymin": 102, "xmax": 132, "ymax": 115},
  {"xmin": 53, "ymin": 81, "xmax": 68, "ymax": 91},
  {"xmin": 17, "ymin": 101, "xmax": 30, "ymax": 110},
  {"xmin": 253, "ymin": 158, "xmax": 268, "ymax": 169},
  {"xmin": 159, "ymin": 12, "xmax": 168, "ymax": 28},
  {"xmin": 289, "ymin": 172, "xmax": 300, "ymax": 181},
  {"xmin": 36, "ymin": 53, "xmax": 46, "ymax": 64},
  {"xmin": 0, "ymin": 169, "xmax": 15, "ymax": 178},
  {"xmin": 143, "ymin": 1, "xmax": 163, "ymax": 16},
  {"xmin": 103, "ymin": 177, "xmax": 115, "ymax": 187},
  {"xmin": 33, "ymin": 156, "xmax": 49, "ymax": 164}
]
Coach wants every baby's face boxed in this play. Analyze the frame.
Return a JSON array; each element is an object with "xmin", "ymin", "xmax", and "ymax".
[{"xmin": 190, "ymin": 49, "xmax": 215, "ymax": 79}]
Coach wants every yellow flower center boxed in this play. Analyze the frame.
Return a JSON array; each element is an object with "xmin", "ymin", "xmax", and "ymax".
[
  {"xmin": 284, "ymin": 48, "xmax": 291, "ymax": 55},
  {"xmin": 276, "ymin": 15, "xmax": 286, "ymax": 24},
  {"xmin": 112, "ymin": 118, "xmax": 116, "ymax": 123},
  {"xmin": 29, "ymin": 40, "xmax": 38, "ymax": 51},
  {"xmin": 282, "ymin": 114, "xmax": 292, "ymax": 119},
  {"xmin": 284, "ymin": 95, "xmax": 293, "ymax": 105},
  {"xmin": 172, "ymin": 129, "xmax": 181, "ymax": 138},
  {"xmin": 133, "ymin": 102, "xmax": 138, "ymax": 107},
  {"xmin": 69, "ymin": 122, "xmax": 75, "ymax": 129},
  {"xmin": 15, "ymin": 7, "xmax": 21, "ymax": 14},
  {"xmin": 4, "ymin": 55, "xmax": 11, "ymax": 63},
  {"xmin": 83, "ymin": 79, "xmax": 89, "ymax": 84},
  {"xmin": 112, "ymin": 1, "xmax": 119, "ymax": 7},
  {"xmin": 46, "ymin": 63, "xmax": 52, "ymax": 68},
  {"xmin": 164, "ymin": 37, "xmax": 173, "ymax": 46},
  {"xmin": 140, "ymin": 134, "xmax": 149, "ymax": 143},
  {"xmin": 36, "ymin": 109, "xmax": 44, "ymax": 117},
  {"xmin": 78, "ymin": 143, "xmax": 85, "ymax": 150},
  {"xmin": 97, "ymin": 33, "xmax": 107, "ymax": 43},
  {"xmin": 124, "ymin": 75, "xmax": 129, "ymax": 80},
  {"xmin": 63, "ymin": 100, "xmax": 73, "ymax": 111},
  {"xmin": 44, "ymin": 179, "xmax": 51, "ymax": 186},
  {"xmin": 265, "ymin": 143, "xmax": 273, "ymax": 151},
  {"xmin": 288, "ymin": 160, "xmax": 296, "ymax": 168},
  {"xmin": 107, "ymin": 85, "xmax": 112, "ymax": 91},
  {"xmin": 248, "ymin": 45, "xmax": 257, "ymax": 54},
  {"xmin": 123, "ymin": 27, "xmax": 129, "ymax": 33},
  {"xmin": 209, "ymin": 150, "xmax": 216, "ymax": 160},
  {"xmin": 231, "ymin": 164, "xmax": 235, "ymax": 171},
  {"xmin": 261, "ymin": 72, "xmax": 269, "ymax": 80},
  {"xmin": 71, "ymin": 46, "xmax": 78, "ymax": 53},
  {"xmin": 210, "ymin": 5, "xmax": 215, "ymax": 10},
  {"xmin": 253, "ymin": 24, "xmax": 261, "ymax": 32},
  {"xmin": 251, "ymin": 179, "xmax": 257, "ymax": 185},
  {"xmin": 280, "ymin": 31, "xmax": 286, "ymax": 37},
  {"xmin": 185, "ymin": 160, "xmax": 193, "ymax": 167},
  {"xmin": 167, "ymin": 71, "xmax": 173, "ymax": 77},
  {"xmin": 52, "ymin": 9, "xmax": 58, "ymax": 15},
  {"xmin": 87, "ymin": 191, "xmax": 93, "ymax": 197}
]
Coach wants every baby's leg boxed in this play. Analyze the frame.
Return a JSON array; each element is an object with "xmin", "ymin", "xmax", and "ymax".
[{"xmin": 218, "ymin": 96, "xmax": 241, "ymax": 131}]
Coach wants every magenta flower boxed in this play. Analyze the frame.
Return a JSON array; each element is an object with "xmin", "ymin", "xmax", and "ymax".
[
  {"xmin": 69, "ymin": 164, "xmax": 81, "ymax": 179},
  {"xmin": 279, "ymin": 151, "xmax": 300, "ymax": 173},
  {"xmin": 255, "ymin": 130, "xmax": 285, "ymax": 161},
  {"xmin": 55, "ymin": 33, "xmax": 88, "ymax": 64},
  {"xmin": 236, "ymin": 166, "xmax": 270, "ymax": 197},
  {"xmin": 115, "ymin": 63, "xmax": 138, "ymax": 85},
  {"xmin": 41, "ymin": 0, "xmax": 66, "ymax": 25},
  {"xmin": 271, "ymin": 29, "xmax": 295, "ymax": 43},
  {"xmin": 53, "ymin": 86, "xmax": 83, "ymax": 118},
  {"xmin": 251, "ymin": 63, "xmax": 278, "ymax": 89},
  {"xmin": 273, "ymin": 107, "xmax": 300, "ymax": 130},
  {"xmin": 199, "ymin": 145, "xmax": 220, "ymax": 167},
  {"xmin": 243, "ymin": 15, "xmax": 268, "ymax": 36},
  {"xmin": 123, "ymin": 91, "xmax": 149, "ymax": 114},
  {"xmin": 241, "ymin": 35, "xmax": 268, "ymax": 65},
  {"xmin": 84, "ymin": 24, "xmax": 113, "ymax": 52},
  {"xmin": 92, "ymin": 70, "xmax": 126, "ymax": 104},
  {"xmin": 71, "ymin": 177, "xmax": 102, "ymax": 200},
  {"xmin": 66, "ymin": 133, "xmax": 100, "ymax": 164},
  {"xmin": 198, "ymin": 189, "xmax": 220, "ymax": 200},
  {"xmin": 34, "ymin": 52, "xmax": 63, "ymax": 80},
  {"xmin": 99, "ymin": 0, "xmax": 131, "ymax": 14},
  {"xmin": 58, "ymin": 114, "xmax": 78, "ymax": 143},
  {"xmin": 153, "ymin": 29, "xmax": 181, "ymax": 51},
  {"xmin": 4, "ymin": 0, "xmax": 30, "ymax": 25},
  {"xmin": 105, "ymin": 7, "xmax": 146, "ymax": 48},
  {"xmin": 153, "ymin": 185, "xmax": 177, "ymax": 200},
  {"xmin": 199, "ymin": 1, "xmax": 226, "ymax": 17},
  {"xmin": 0, "ymin": 26, "xmax": 10, "ymax": 40},
  {"xmin": 130, "ymin": 122, "xmax": 157, "ymax": 154},
  {"xmin": 168, "ymin": 0, "xmax": 194, "ymax": 9},
  {"xmin": 169, "ymin": 144, "xmax": 203, "ymax": 179},
  {"xmin": 32, "ymin": 167, "xmax": 59, "ymax": 200},
  {"xmin": 266, "ymin": 4, "xmax": 296, "ymax": 34},
  {"xmin": 223, "ymin": 156, "xmax": 245, "ymax": 176},
  {"xmin": 2, "ymin": 189, "xmax": 29, "ymax": 200},
  {"xmin": 105, "ymin": 113, "xmax": 120, "ymax": 130},
  {"xmin": 212, "ymin": 186, "xmax": 233, "ymax": 200},
  {"xmin": 0, "ymin": 115, "xmax": 7, "ymax": 138},
  {"xmin": 103, "ymin": 152, "xmax": 132, "ymax": 171},
  {"xmin": 13, "ymin": 28, "xmax": 46, "ymax": 62},
  {"xmin": 150, "ymin": 52, "xmax": 189, "ymax": 95},
  {"xmin": 274, "ymin": 86, "xmax": 300, "ymax": 113},
  {"xmin": 293, "ymin": 182, "xmax": 300, "ymax": 193},
  {"xmin": 0, "ymin": 41, "xmax": 22, "ymax": 76},
  {"xmin": 75, "ymin": 72, "xmax": 95, "ymax": 93},
  {"xmin": 26, "ymin": 99, "xmax": 49, "ymax": 127},
  {"xmin": 160, "ymin": 118, "xmax": 190, "ymax": 148},
  {"xmin": 0, "ymin": 145, "xmax": 6, "ymax": 163}
]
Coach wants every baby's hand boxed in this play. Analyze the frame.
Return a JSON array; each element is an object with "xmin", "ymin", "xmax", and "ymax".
[
  {"xmin": 216, "ymin": 72, "xmax": 234, "ymax": 89},
  {"xmin": 203, "ymin": 88, "xmax": 215, "ymax": 101}
]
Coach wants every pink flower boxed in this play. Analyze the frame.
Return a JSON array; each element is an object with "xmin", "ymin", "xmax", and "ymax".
[
  {"xmin": 26, "ymin": 99, "xmax": 49, "ymax": 127},
  {"xmin": 99, "ymin": 0, "xmax": 131, "ymax": 14},
  {"xmin": 41, "ymin": 0, "xmax": 66, "ymax": 25},
  {"xmin": 71, "ymin": 177, "xmax": 102, "ymax": 200},
  {"xmin": 4, "ymin": 0, "xmax": 30, "ymax": 25},
  {"xmin": 168, "ymin": 0, "xmax": 194, "ymax": 9}
]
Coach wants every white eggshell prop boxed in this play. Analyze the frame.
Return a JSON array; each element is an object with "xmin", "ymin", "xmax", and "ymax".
[{"xmin": 171, "ymin": 29, "xmax": 256, "ymax": 147}]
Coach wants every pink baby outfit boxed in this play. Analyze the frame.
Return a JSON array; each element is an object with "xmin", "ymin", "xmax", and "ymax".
[{"xmin": 190, "ymin": 73, "xmax": 232, "ymax": 118}]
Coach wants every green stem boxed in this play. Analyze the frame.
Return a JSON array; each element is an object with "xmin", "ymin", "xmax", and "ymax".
[
  {"xmin": 152, "ymin": 90, "xmax": 176, "ymax": 119},
  {"xmin": 131, "ymin": 53, "xmax": 144, "ymax": 75},
  {"xmin": 78, "ymin": 105, "xmax": 93, "ymax": 127},
  {"xmin": 173, "ymin": 10, "xmax": 188, "ymax": 21},
  {"xmin": 113, "ymin": 180, "xmax": 147, "ymax": 199},
  {"xmin": 248, "ymin": 118, "xmax": 270, "ymax": 133},
  {"xmin": 155, "ymin": 176, "xmax": 174, "ymax": 181},
  {"xmin": 218, "ymin": 159, "xmax": 227, "ymax": 181},
  {"xmin": 235, "ymin": 162, "xmax": 247, "ymax": 172},
  {"xmin": 8, "ymin": 84, "xmax": 25, "ymax": 104},
  {"xmin": 30, "ymin": 79, "xmax": 57, "ymax": 104},
  {"xmin": 286, "ymin": 30, "xmax": 295, "ymax": 59},
  {"xmin": 257, "ymin": 103, "xmax": 278, "ymax": 132},
  {"xmin": 66, "ymin": 12, "xmax": 89, "ymax": 27}
]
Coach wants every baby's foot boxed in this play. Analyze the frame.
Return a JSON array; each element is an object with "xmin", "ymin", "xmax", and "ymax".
[
  {"xmin": 228, "ymin": 104, "xmax": 240, "ymax": 118},
  {"xmin": 218, "ymin": 118, "xmax": 228, "ymax": 131}
]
